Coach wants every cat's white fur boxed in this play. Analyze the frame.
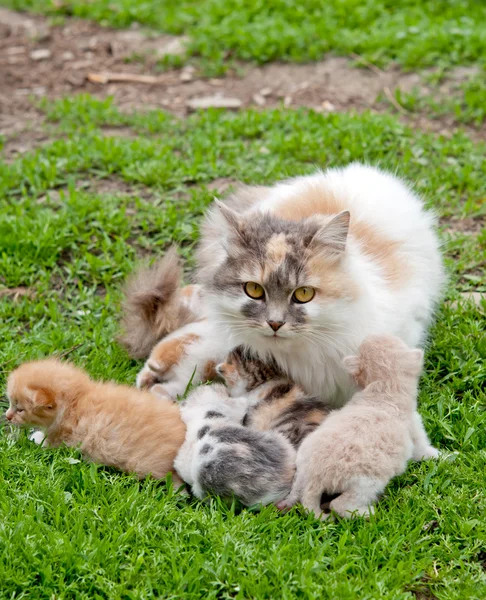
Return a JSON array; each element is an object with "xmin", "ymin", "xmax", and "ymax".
[{"xmin": 203, "ymin": 164, "xmax": 445, "ymax": 406}]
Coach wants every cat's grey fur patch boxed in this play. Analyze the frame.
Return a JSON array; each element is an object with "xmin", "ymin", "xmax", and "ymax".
[{"xmin": 199, "ymin": 425, "xmax": 292, "ymax": 506}]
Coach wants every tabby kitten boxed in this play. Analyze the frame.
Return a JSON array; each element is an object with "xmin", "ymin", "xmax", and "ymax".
[
  {"xmin": 174, "ymin": 384, "xmax": 296, "ymax": 506},
  {"xmin": 216, "ymin": 346, "xmax": 330, "ymax": 448}
]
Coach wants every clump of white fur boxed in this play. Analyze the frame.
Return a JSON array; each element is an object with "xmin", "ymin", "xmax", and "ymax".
[{"xmin": 279, "ymin": 334, "xmax": 439, "ymax": 519}]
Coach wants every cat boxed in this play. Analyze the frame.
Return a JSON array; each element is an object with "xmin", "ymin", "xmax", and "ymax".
[
  {"xmin": 174, "ymin": 383, "xmax": 296, "ymax": 506},
  {"xmin": 216, "ymin": 346, "xmax": 330, "ymax": 448},
  {"xmin": 195, "ymin": 163, "xmax": 445, "ymax": 405},
  {"xmin": 278, "ymin": 334, "xmax": 439, "ymax": 520},
  {"xmin": 121, "ymin": 164, "xmax": 444, "ymax": 407},
  {"xmin": 6, "ymin": 359, "xmax": 186, "ymax": 485}
]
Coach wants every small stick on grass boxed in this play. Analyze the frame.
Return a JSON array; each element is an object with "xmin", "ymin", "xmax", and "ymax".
[
  {"xmin": 383, "ymin": 86, "xmax": 409, "ymax": 114},
  {"xmin": 56, "ymin": 343, "xmax": 84, "ymax": 360},
  {"xmin": 350, "ymin": 52, "xmax": 384, "ymax": 76}
]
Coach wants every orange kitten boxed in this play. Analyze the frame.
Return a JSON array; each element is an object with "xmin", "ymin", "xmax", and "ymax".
[{"xmin": 6, "ymin": 359, "xmax": 186, "ymax": 485}]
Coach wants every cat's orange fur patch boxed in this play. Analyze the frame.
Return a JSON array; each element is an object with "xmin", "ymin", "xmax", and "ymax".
[
  {"xmin": 351, "ymin": 221, "xmax": 409, "ymax": 286},
  {"xmin": 266, "ymin": 233, "xmax": 291, "ymax": 268},
  {"xmin": 150, "ymin": 333, "xmax": 200, "ymax": 375},
  {"xmin": 202, "ymin": 360, "xmax": 218, "ymax": 382},
  {"xmin": 271, "ymin": 186, "xmax": 343, "ymax": 222},
  {"xmin": 306, "ymin": 255, "xmax": 359, "ymax": 300},
  {"xmin": 181, "ymin": 285, "xmax": 198, "ymax": 299},
  {"xmin": 272, "ymin": 185, "xmax": 408, "ymax": 287}
]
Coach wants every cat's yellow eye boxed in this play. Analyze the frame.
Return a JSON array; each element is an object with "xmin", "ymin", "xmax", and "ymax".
[
  {"xmin": 292, "ymin": 286, "xmax": 315, "ymax": 304},
  {"xmin": 244, "ymin": 282, "xmax": 265, "ymax": 300}
]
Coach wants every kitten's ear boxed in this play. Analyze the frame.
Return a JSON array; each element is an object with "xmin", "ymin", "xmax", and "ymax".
[
  {"xmin": 404, "ymin": 349, "xmax": 424, "ymax": 376},
  {"xmin": 28, "ymin": 386, "xmax": 55, "ymax": 409},
  {"xmin": 309, "ymin": 211, "xmax": 350, "ymax": 256},
  {"xmin": 343, "ymin": 355, "xmax": 360, "ymax": 377},
  {"xmin": 213, "ymin": 198, "xmax": 241, "ymax": 229}
]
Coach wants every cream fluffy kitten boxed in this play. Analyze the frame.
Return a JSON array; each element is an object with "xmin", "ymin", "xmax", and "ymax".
[
  {"xmin": 174, "ymin": 384, "xmax": 296, "ymax": 506},
  {"xmin": 6, "ymin": 359, "xmax": 186, "ymax": 485},
  {"xmin": 278, "ymin": 335, "xmax": 439, "ymax": 519}
]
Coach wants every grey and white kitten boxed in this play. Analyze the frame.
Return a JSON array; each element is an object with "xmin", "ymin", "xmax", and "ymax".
[{"xmin": 174, "ymin": 384, "xmax": 296, "ymax": 506}]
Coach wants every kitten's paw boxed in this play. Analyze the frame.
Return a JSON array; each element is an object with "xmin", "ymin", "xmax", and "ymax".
[
  {"xmin": 29, "ymin": 430, "xmax": 46, "ymax": 446},
  {"xmin": 276, "ymin": 496, "xmax": 297, "ymax": 512},
  {"xmin": 136, "ymin": 365, "xmax": 161, "ymax": 390},
  {"xmin": 422, "ymin": 445, "xmax": 440, "ymax": 459},
  {"xmin": 414, "ymin": 445, "xmax": 440, "ymax": 460}
]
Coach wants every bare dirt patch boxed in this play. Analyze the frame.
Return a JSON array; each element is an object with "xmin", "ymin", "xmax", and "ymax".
[
  {"xmin": 1, "ymin": 7, "xmax": 485, "ymax": 157},
  {"xmin": 439, "ymin": 216, "xmax": 485, "ymax": 236}
]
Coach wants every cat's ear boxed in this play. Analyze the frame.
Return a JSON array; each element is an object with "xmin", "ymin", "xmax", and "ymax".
[
  {"xmin": 343, "ymin": 355, "xmax": 360, "ymax": 377},
  {"xmin": 213, "ymin": 198, "xmax": 241, "ymax": 229},
  {"xmin": 28, "ymin": 386, "xmax": 55, "ymax": 409},
  {"xmin": 309, "ymin": 211, "xmax": 350, "ymax": 256}
]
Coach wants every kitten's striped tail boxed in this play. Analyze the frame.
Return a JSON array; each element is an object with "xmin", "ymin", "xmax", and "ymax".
[{"xmin": 119, "ymin": 247, "xmax": 200, "ymax": 358}]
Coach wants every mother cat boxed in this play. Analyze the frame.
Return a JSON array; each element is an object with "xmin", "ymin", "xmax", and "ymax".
[{"xmin": 123, "ymin": 164, "xmax": 444, "ymax": 406}]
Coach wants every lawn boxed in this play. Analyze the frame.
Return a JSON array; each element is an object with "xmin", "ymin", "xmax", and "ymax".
[{"xmin": 1, "ymin": 3, "xmax": 485, "ymax": 599}]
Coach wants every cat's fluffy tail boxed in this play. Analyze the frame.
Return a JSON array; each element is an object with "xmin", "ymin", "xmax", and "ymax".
[{"xmin": 119, "ymin": 247, "xmax": 197, "ymax": 358}]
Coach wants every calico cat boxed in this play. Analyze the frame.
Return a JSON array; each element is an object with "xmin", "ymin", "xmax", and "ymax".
[
  {"xmin": 278, "ymin": 335, "xmax": 439, "ymax": 520},
  {"xmin": 216, "ymin": 346, "xmax": 330, "ymax": 448},
  {"xmin": 6, "ymin": 359, "xmax": 186, "ymax": 485},
  {"xmin": 122, "ymin": 164, "xmax": 445, "ymax": 407},
  {"xmin": 174, "ymin": 384, "xmax": 296, "ymax": 506}
]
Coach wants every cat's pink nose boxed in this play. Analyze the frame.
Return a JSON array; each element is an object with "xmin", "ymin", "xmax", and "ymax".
[
  {"xmin": 267, "ymin": 320, "xmax": 284, "ymax": 332},
  {"xmin": 5, "ymin": 409, "xmax": 14, "ymax": 421}
]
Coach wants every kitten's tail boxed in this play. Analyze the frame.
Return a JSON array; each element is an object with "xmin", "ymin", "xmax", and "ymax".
[{"xmin": 119, "ymin": 247, "xmax": 198, "ymax": 358}]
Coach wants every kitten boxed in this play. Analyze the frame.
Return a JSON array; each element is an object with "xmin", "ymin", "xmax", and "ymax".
[
  {"xmin": 278, "ymin": 335, "xmax": 439, "ymax": 520},
  {"xmin": 174, "ymin": 384, "xmax": 296, "ymax": 506},
  {"xmin": 216, "ymin": 346, "xmax": 330, "ymax": 448},
  {"xmin": 6, "ymin": 359, "xmax": 186, "ymax": 485}
]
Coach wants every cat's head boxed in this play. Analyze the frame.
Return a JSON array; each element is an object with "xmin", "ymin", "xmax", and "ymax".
[
  {"xmin": 216, "ymin": 346, "xmax": 285, "ymax": 396},
  {"xmin": 343, "ymin": 334, "xmax": 423, "ymax": 388},
  {"xmin": 203, "ymin": 201, "xmax": 355, "ymax": 351},
  {"xmin": 179, "ymin": 384, "xmax": 249, "ymax": 424},
  {"xmin": 5, "ymin": 359, "xmax": 89, "ymax": 428}
]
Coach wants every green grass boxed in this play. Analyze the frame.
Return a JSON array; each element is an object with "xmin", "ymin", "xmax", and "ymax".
[
  {"xmin": 393, "ymin": 70, "xmax": 486, "ymax": 127},
  {"xmin": 1, "ymin": 97, "xmax": 485, "ymax": 598},
  {"xmin": 4, "ymin": 0, "xmax": 486, "ymax": 71}
]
